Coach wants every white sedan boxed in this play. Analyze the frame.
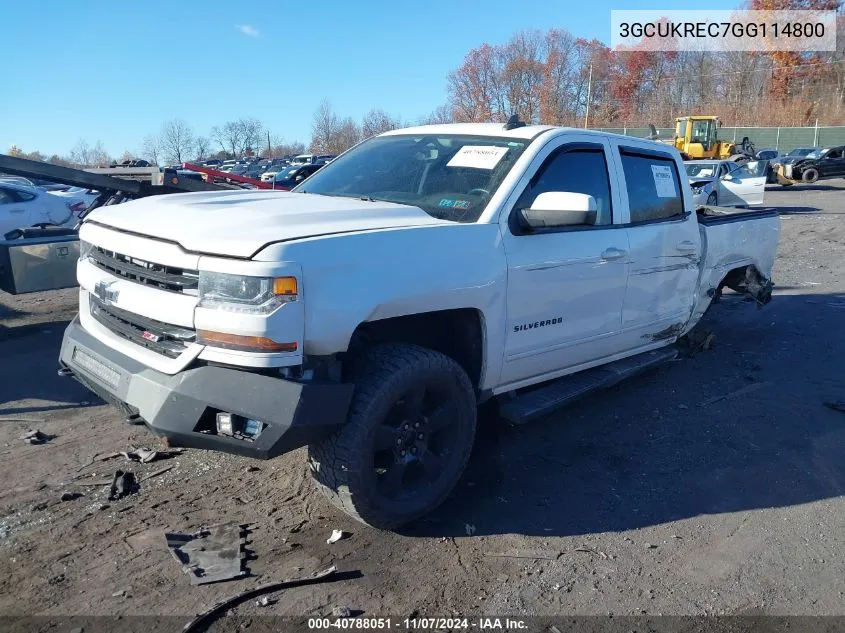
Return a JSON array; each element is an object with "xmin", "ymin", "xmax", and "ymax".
[
  {"xmin": 0, "ymin": 182, "xmax": 86, "ymax": 238},
  {"xmin": 684, "ymin": 159, "xmax": 768, "ymax": 207}
]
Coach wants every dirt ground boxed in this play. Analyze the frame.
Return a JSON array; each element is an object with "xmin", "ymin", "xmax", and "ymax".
[{"xmin": 1, "ymin": 181, "xmax": 845, "ymax": 628}]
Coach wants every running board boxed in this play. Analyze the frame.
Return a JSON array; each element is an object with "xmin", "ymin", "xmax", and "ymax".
[{"xmin": 499, "ymin": 348, "xmax": 679, "ymax": 425}]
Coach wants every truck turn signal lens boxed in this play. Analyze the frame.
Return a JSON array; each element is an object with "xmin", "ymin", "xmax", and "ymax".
[
  {"xmin": 197, "ymin": 329, "xmax": 298, "ymax": 352},
  {"xmin": 273, "ymin": 277, "xmax": 297, "ymax": 296}
]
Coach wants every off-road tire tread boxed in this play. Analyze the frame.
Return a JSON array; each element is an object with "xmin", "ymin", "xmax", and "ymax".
[{"xmin": 308, "ymin": 343, "xmax": 476, "ymax": 529}]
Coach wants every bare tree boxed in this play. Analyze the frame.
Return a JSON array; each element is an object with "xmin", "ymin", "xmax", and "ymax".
[
  {"xmin": 160, "ymin": 119, "xmax": 195, "ymax": 164},
  {"xmin": 194, "ymin": 136, "xmax": 211, "ymax": 160},
  {"xmin": 361, "ymin": 108, "xmax": 400, "ymax": 138},
  {"xmin": 311, "ymin": 100, "xmax": 341, "ymax": 153},
  {"xmin": 141, "ymin": 135, "xmax": 161, "ymax": 165},
  {"xmin": 118, "ymin": 150, "xmax": 136, "ymax": 162},
  {"xmin": 89, "ymin": 142, "xmax": 112, "ymax": 167},
  {"xmin": 421, "ymin": 104, "xmax": 454, "ymax": 124},
  {"xmin": 238, "ymin": 118, "xmax": 264, "ymax": 156},
  {"xmin": 69, "ymin": 139, "xmax": 111, "ymax": 166},
  {"xmin": 211, "ymin": 122, "xmax": 240, "ymax": 157},
  {"xmin": 69, "ymin": 140, "xmax": 92, "ymax": 166},
  {"xmin": 334, "ymin": 118, "xmax": 361, "ymax": 153}
]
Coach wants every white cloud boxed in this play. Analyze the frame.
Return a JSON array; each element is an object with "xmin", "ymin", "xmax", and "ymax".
[{"xmin": 235, "ymin": 24, "xmax": 260, "ymax": 38}]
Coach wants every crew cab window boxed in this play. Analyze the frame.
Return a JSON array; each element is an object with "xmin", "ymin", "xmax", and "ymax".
[
  {"xmin": 620, "ymin": 150, "xmax": 684, "ymax": 223},
  {"xmin": 513, "ymin": 147, "xmax": 613, "ymax": 226},
  {"xmin": 825, "ymin": 148, "xmax": 842, "ymax": 159}
]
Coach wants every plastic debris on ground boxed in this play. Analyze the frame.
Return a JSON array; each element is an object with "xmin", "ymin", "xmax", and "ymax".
[
  {"xmin": 108, "ymin": 470, "xmax": 138, "ymax": 501},
  {"xmin": 19, "ymin": 429, "xmax": 53, "ymax": 445},
  {"xmin": 326, "ymin": 529, "xmax": 348, "ymax": 545},
  {"xmin": 164, "ymin": 523, "xmax": 247, "ymax": 585}
]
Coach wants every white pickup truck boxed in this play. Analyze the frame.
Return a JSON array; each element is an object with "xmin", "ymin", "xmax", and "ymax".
[{"xmin": 59, "ymin": 122, "xmax": 779, "ymax": 529}]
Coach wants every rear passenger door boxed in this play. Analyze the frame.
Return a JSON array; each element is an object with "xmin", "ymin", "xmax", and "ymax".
[
  {"xmin": 0, "ymin": 187, "xmax": 33, "ymax": 235},
  {"xmin": 609, "ymin": 144, "xmax": 702, "ymax": 349}
]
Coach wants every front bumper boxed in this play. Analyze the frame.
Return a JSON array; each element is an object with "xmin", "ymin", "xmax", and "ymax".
[{"xmin": 58, "ymin": 317, "xmax": 354, "ymax": 459}]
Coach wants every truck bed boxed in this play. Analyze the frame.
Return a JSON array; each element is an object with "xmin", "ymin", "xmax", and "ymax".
[{"xmin": 686, "ymin": 205, "xmax": 781, "ymax": 328}]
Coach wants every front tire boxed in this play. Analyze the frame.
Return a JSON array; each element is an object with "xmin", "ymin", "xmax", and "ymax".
[
  {"xmin": 308, "ymin": 343, "xmax": 477, "ymax": 530},
  {"xmin": 706, "ymin": 191, "xmax": 718, "ymax": 206},
  {"xmin": 802, "ymin": 167, "xmax": 819, "ymax": 183}
]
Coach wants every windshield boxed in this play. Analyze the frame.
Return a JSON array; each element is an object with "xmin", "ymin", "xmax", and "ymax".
[
  {"xmin": 806, "ymin": 150, "xmax": 823, "ymax": 159},
  {"xmin": 789, "ymin": 148, "xmax": 815, "ymax": 156},
  {"xmin": 294, "ymin": 134, "xmax": 531, "ymax": 222},
  {"xmin": 685, "ymin": 163, "xmax": 719, "ymax": 178},
  {"xmin": 274, "ymin": 166, "xmax": 301, "ymax": 181}
]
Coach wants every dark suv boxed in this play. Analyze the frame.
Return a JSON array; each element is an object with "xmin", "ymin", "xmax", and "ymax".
[{"xmin": 271, "ymin": 163, "xmax": 323, "ymax": 190}]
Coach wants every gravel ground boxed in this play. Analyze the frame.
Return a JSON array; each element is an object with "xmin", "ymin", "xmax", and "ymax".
[{"xmin": 0, "ymin": 181, "xmax": 844, "ymax": 627}]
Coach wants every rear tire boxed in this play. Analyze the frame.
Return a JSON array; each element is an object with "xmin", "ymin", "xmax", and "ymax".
[
  {"xmin": 802, "ymin": 167, "xmax": 819, "ymax": 183},
  {"xmin": 308, "ymin": 343, "xmax": 477, "ymax": 530}
]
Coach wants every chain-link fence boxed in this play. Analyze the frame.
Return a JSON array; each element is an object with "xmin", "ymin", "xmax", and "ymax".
[{"xmin": 590, "ymin": 126, "xmax": 845, "ymax": 152}]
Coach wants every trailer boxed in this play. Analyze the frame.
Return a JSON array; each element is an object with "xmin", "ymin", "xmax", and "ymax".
[{"xmin": 0, "ymin": 154, "xmax": 251, "ymax": 295}]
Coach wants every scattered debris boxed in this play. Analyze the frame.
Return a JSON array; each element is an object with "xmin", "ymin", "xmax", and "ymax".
[
  {"xmin": 165, "ymin": 523, "xmax": 247, "ymax": 585},
  {"xmin": 699, "ymin": 381, "xmax": 771, "ymax": 408},
  {"xmin": 245, "ymin": 465, "xmax": 260, "ymax": 473},
  {"xmin": 60, "ymin": 491, "xmax": 83, "ymax": 502},
  {"xmin": 823, "ymin": 401, "xmax": 845, "ymax": 414},
  {"xmin": 484, "ymin": 550, "xmax": 561, "ymax": 561},
  {"xmin": 19, "ymin": 429, "xmax": 53, "ymax": 445},
  {"xmin": 69, "ymin": 628, "xmax": 84, "ymax": 633},
  {"xmin": 121, "ymin": 446, "xmax": 183, "ymax": 463},
  {"xmin": 326, "ymin": 529, "xmax": 349, "ymax": 545},
  {"xmin": 331, "ymin": 606, "xmax": 352, "ymax": 618},
  {"xmin": 255, "ymin": 596, "xmax": 271, "ymax": 607},
  {"xmin": 672, "ymin": 535, "xmax": 683, "ymax": 539},
  {"xmin": 112, "ymin": 589, "xmax": 128, "ymax": 598},
  {"xmin": 108, "ymin": 470, "xmax": 138, "ymax": 501},
  {"xmin": 181, "ymin": 566, "xmax": 339, "ymax": 633},
  {"xmin": 645, "ymin": 542, "xmax": 658, "ymax": 549},
  {"xmin": 289, "ymin": 520, "xmax": 307, "ymax": 534},
  {"xmin": 139, "ymin": 465, "xmax": 173, "ymax": 482},
  {"xmin": 574, "ymin": 545, "xmax": 608, "ymax": 559},
  {"xmin": 465, "ymin": 523, "xmax": 476, "ymax": 536},
  {"xmin": 549, "ymin": 626, "xmax": 563, "ymax": 633}
]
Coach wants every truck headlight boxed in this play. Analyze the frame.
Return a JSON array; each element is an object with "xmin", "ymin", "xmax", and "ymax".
[
  {"xmin": 197, "ymin": 272, "xmax": 298, "ymax": 314},
  {"xmin": 79, "ymin": 240, "xmax": 94, "ymax": 262},
  {"xmin": 692, "ymin": 186, "xmax": 703, "ymax": 195}
]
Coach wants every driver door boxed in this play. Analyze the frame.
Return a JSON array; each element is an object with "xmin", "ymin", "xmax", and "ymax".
[
  {"xmin": 498, "ymin": 135, "xmax": 630, "ymax": 388},
  {"xmin": 818, "ymin": 147, "xmax": 845, "ymax": 176},
  {"xmin": 718, "ymin": 162, "xmax": 766, "ymax": 207}
]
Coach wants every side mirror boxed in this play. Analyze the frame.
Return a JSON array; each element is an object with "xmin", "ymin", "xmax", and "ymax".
[
  {"xmin": 519, "ymin": 192, "xmax": 597, "ymax": 228},
  {"xmin": 722, "ymin": 173, "xmax": 734, "ymax": 181}
]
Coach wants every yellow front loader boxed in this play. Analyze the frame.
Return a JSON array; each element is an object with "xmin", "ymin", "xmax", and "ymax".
[{"xmin": 667, "ymin": 116, "xmax": 755, "ymax": 162}]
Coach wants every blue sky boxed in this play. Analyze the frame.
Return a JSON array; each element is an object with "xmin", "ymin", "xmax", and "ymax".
[{"xmin": 1, "ymin": 0, "xmax": 740, "ymax": 157}]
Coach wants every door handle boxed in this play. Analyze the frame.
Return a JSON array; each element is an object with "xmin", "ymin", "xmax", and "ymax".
[
  {"xmin": 676, "ymin": 240, "xmax": 697, "ymax": 252},
  {"xmin": 600, "ymin": 248, "xmax": 627, "ymax": 261}
]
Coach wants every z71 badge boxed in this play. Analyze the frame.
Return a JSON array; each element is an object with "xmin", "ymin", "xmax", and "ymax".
[{"xmin": 513, "ymin": 317, "xmax": 563, "ymax": 333}]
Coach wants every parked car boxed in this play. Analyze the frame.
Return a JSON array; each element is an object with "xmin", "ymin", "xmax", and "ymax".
[
  {"xmin": 110, "ymin": 159, "xmax": 152, "ymax": 168},
  {"xmin": 1, "ymin": 182, "xmax": 85, "ymax": 238},
  {"xmin": 50, "ymin": 187, "xmax": 102, "ymax": 210},
  {"xmin": 779, "ymin": 145, "xmax": 845, "ymax": 183},
  {"xmin": 203, "ymin": 159, "xmax": 223, "ymax": 168},
  {"xmin": 684, "ymin": 160, "xmax": 767, "ymax": 207},
  {"xmin": 61, "ymin": 122, "xmax": 779, "ymax": 529},
  {"xmin": 271, "ymin": 163, "xmax": 323, "ymax": 189}
]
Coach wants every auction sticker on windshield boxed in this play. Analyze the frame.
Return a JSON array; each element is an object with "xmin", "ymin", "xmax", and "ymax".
[
  {"xmin": 447, "ymin": 146, "xmax": 509, "ymax": 170},
  {"xmin": 651, "ymin": 164, "xmax": 677, "ymax": 197}
]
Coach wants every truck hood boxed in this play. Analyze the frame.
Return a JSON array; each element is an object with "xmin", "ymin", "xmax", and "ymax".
[{"xmin": 85, "ymin": 190, "xmax": 448, "ymax": 258}]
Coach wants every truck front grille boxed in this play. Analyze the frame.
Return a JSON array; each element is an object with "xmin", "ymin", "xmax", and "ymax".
[
  {"xmin": 89, "ymin": 246, "xmax": 198, "ymax": 293},
  {"xmin": 89, "ymin": 296, "xmax": 196, "ymax": 359}
]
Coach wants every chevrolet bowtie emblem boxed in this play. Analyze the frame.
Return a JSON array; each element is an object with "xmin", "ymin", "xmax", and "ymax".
[{"xmin": 93, "ymin": 280, "xmax": 119, "ymax": 305}]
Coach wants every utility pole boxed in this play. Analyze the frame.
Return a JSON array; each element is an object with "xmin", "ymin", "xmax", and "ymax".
[
  {"xmin": 584, "ymin": 64, "xmax": 594, "ymax": 129},
  {"xmin": 267, "ymin": 131, "xmax": 272, "ymax": 158}
]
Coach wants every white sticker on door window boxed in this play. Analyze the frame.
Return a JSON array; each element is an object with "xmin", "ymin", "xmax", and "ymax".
[
  {"xmin": 651, "ymin": 164, "xmax": 677, "ymax": 198},
  {"xmin": 447, "ymin": 146, "xmax": 509, "ymax": 170}
]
